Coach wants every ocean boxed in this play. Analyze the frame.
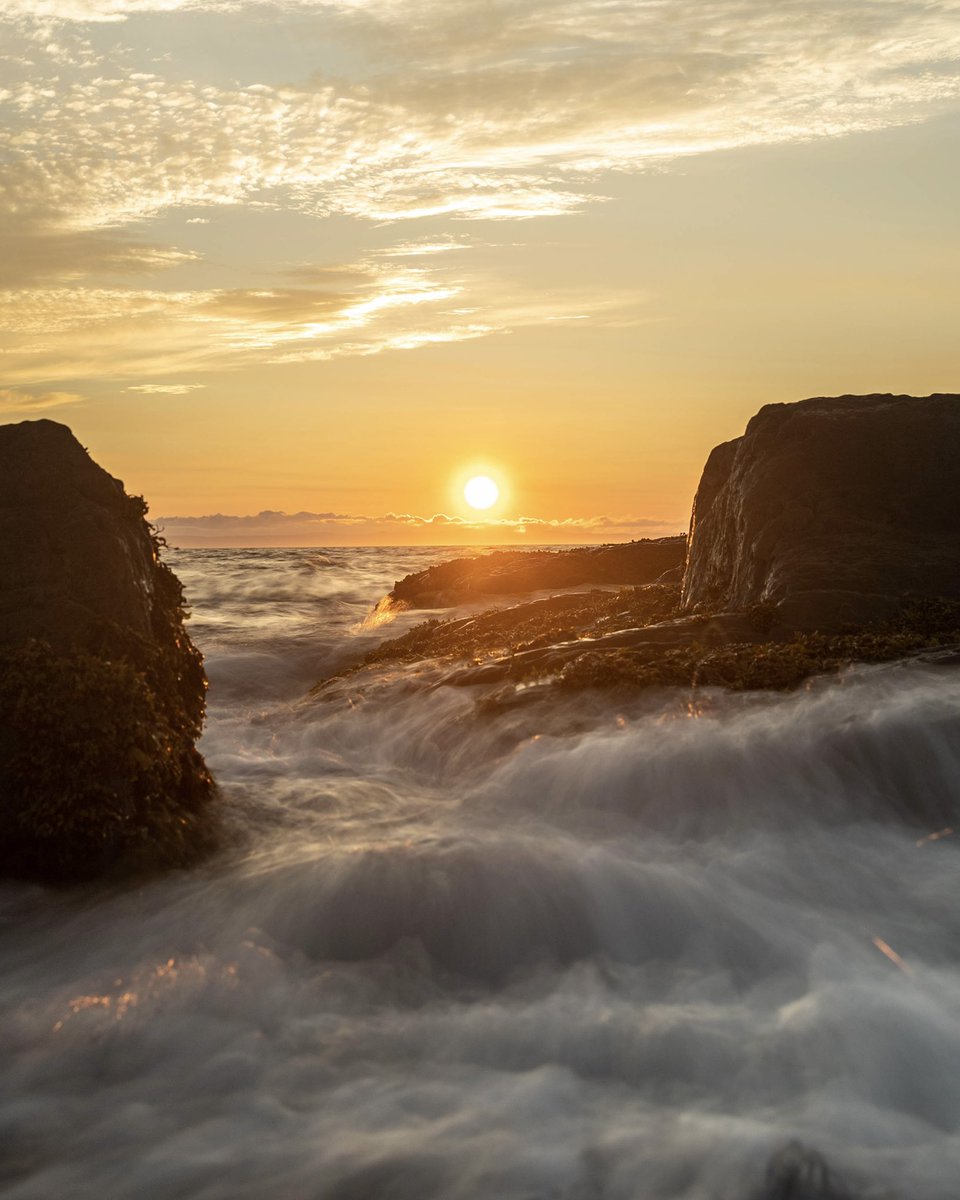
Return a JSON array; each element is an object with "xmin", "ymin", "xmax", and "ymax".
[{"xmin": 2, "ymin": 546, "xmax": 960, "ymax": 1199}]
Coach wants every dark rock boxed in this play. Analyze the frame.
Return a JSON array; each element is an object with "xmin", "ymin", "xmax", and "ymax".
[
  {"xmin": 389, "ymin": 537, "xmax": 686, "ymax": 609},
  {"xmin": 750, "ymin": 1141, "xmax": 854, "ymax": 1200},
  {"xmin": 0, "ymin": 419, "xmax": 216, "ymax": 883},
  {"xmin": 681, "ymin": 394, "xmax": 960, "ymax": 630}
]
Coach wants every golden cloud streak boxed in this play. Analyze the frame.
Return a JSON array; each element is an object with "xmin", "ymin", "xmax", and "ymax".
[{"xmin": 0, "ymin": 272, "xmax": 646, "ymax": 384}]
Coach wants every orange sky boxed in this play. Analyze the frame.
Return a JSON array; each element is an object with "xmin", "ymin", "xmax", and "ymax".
[{"xmin": 2, "ymin": 1, "xmax": 959, "ymax": 544}]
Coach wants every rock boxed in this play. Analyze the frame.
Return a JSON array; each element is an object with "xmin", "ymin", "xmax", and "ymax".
[
  {"xmin": 0, "ymin": 419, "xmax": 216, "ymax": 883},
  {"xmin": 750, "ymin": 1141, "xmax": 854, "ymax": 1200},
  {"xmin": 681, "ymin": 394, "xmax": 960, "ymax": 630},
  {"xmin": 389, "ymin": 537, "xmax": 686, "ymax": 609}
]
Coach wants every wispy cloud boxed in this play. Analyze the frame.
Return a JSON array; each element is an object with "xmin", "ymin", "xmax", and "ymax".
[
  {"xmin": 127, "ymin": 382, "xmax": 206, "ymax": 394},
  {"xmin": 0, "ymin": 220, "xmax": 198, "ymax": 289},
  {"xmin": 0, "ymin": 0, "xmax": 205, "ymax": 17},
  {"xmin": 156, "ymin": 507, "xmax": 685, "ymax": 546},
  {"xmin": 3, "ymin": 2, "xmax": 959, "ymax": 233},
  {"xmin": 0, "ymin": 386, "xmax": 82, "ymax": 413},
  {"xmin": 1, "ymin": 0, "xmax": 959, "ymax": 382},
  {"xmin": 0, "ymin": 272, "xmax": 644, "ymax": 384},
  {"xmin": 378, "ymin": 238, "xmax": 472, "ymax": 258}
]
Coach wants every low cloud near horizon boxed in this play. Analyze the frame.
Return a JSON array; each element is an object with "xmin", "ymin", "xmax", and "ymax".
[
  {"xmin": 156, "ymin": 509, "xmax": 686, "ymax": 547},
  {"xmin": 0, "ymin": 387, "xmax": 83, "ymax": 414}
]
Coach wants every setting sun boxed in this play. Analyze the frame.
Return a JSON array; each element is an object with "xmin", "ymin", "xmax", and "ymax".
[{"xmin": 464, "ymin": 475, "xmax": 499, "ymax": 511}]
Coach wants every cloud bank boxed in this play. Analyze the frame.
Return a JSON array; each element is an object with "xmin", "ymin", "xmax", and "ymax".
[{"xmin": 156, "ymin": 509, "xmax": 686, "ymax": 547}]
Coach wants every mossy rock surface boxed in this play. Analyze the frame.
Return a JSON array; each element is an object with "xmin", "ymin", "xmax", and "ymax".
[
  {"xmin": 328, "ymin": 586, "xmax": 960, "ymax": 709},
  {"xmin": 358, "ymin": 583, "xmax": 682, "ymax": 671},
  {"xmin": 0, "ymin": 420, "xmax": 216, "ymax": 884},
  {"xmin": 0, "ymin": 642, "xmax": 215, "ymax": 881}
]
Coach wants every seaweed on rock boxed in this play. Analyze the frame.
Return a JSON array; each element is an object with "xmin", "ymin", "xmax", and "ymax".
[
  {"xmin": 0, "ymin": 420, "xmax": 216, "ymax": 884},
  {"xmin": 0, "ymin": 641, "xmax": 215, "ymax": 882}
]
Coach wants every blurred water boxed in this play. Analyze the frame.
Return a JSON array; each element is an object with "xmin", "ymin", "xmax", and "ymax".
[{"xmin": 2, "ymin": 547, "xmax": 960, "ymax": 1199}]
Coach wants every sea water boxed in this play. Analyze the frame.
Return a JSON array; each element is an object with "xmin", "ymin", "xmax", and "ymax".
[{"xmin": 2, "ymin": 546, "xmax": 960, "ymax": 1199}]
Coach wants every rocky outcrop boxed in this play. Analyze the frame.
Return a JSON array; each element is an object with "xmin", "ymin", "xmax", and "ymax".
[
  {"xmin": 681, "ymin": 394, "xmax": 960, "ymax": 629},
  {"xmin": 389, "ymin": 537, "xmax": 686, "ymax": 609},
  {"xmin": 332, "ymin": 394, "xmax": 960, "ymax": 712},
  {"xmin": 0, "ymin": 419, "xmax": 216, "ymax": 883}
]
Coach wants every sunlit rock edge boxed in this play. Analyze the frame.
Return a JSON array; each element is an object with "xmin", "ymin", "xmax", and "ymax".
[{"xmin": 321, "ymin": 394, "xmax": 960, "ymax": 710}]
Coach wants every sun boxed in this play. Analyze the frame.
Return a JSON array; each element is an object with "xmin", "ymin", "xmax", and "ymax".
[{"xmin": 464, "ymin": 475, "xmax": 499, "ymax": 511}]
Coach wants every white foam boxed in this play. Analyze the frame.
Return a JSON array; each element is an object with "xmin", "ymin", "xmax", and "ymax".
[{"xmin": 3, "ymin": 549, "xmax": 960, "ymax": 1198}]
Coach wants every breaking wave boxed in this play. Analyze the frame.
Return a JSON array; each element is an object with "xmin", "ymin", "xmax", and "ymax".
[{"xmin": 2, "ymin": 548, "xmax": 960, "ymax": 1199}]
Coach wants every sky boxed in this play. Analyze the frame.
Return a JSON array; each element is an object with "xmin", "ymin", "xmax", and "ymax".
[{"xmin": 1, "ymin": 0, "xmax": 959, "ymax": 545}]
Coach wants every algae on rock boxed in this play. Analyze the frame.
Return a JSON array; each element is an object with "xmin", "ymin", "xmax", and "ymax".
[{"xmin": 0, "ymin": 420, "xmax": 216, "ymax": 883}]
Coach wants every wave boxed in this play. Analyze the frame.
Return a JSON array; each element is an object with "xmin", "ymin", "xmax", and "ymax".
[{"xmin": 3, "ymin": 549, "xmax": 960, "ymax": 1198}]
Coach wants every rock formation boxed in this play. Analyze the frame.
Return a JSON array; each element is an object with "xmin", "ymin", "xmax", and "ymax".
[
  {"xmin": 0, "ymin": 419, "xmax": 216, "ymax": 883},
  {"xmin": 389, "ymin": 537, "xmax": 685, "ymax": 609},
  {"xmin": 329, "ymin": 394, "xmax": 960, "ymax": 711},
  {"xmin": 681, "ymin": 394, "xmax": 960, "ymax": 629}
]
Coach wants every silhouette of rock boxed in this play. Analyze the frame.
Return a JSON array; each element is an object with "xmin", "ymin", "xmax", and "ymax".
[
  {"xmin": 0, "ymin": 419, "xmax": 216, "ymax": 883},
  {"xmin": 389, "ymin": 537, "xmax": 686, "ymax": 609},
  {"xmin": 751, "ymin": 1141, "xmax": 854, "ymax": 1200},
  {"xmin": 681, "ymin": 394, "xmax": 960, "ymax": 629}
]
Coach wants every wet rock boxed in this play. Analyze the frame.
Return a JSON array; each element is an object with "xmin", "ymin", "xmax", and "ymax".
[
  {"xmin": 327, "ymin": 395, "xmax": 960, "ymax": 710},
  {"xmin": 681, "ymin": 394, "xmax": 960, "ymax": 630},
  {"xmin": 0, "ymin": 419, "xmax": 216, "ymax": 883},
  {"xmin": 389, "ymin": 537, "xmax": 686, "ymax": 609},
  {"xmin": 344, "ymin": 584, "xmax": 681, "ymax": 677}
]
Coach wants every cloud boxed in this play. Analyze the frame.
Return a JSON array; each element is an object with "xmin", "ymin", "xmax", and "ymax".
[
  {"xmin": 0, "ymin": 387, "xmax": 82, "ymax": 413},
  {"xmin": 0, "ymin": 0, "xmax": 204, "ymax": 17},
  {"xmin": 0, "ymin": 220, "xmax": 199, "ymax": 288},
  {"xmin": 2, "ymin": 2, "xmax": 960, "ymax": 234},
  {"xmin": 378, "ymin": 238, "xmax": 472, "ymax": 258},
  {"xmin": 127, "ymin": 382, "xmax": 206, "ymax": 393},
  {"xmin": 155, "ymin": 508, "xmax": 686, "ymax": 546},
  {"xmin": 0, "ymin": 270, "xmax": 643, "ymax": 385},
  {"xmin": 2, "ymin": 0, "xmax": 959, "ymax": 381}
]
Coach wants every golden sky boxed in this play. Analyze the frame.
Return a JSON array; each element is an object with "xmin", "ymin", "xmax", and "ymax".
[{"xmin": 2, "ymin": 0, "xmax": 959, "ymax": 544}]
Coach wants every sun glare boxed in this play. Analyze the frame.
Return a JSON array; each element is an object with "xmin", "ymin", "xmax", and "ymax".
[{"xmin": 464, "ymin": 475, "xmax": 499, "ymax": 510}]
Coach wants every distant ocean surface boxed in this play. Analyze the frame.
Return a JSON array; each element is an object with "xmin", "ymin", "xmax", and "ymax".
[{"xmin": 4, "ymin": 546, "xmax": 960, "ymax": 1199}]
